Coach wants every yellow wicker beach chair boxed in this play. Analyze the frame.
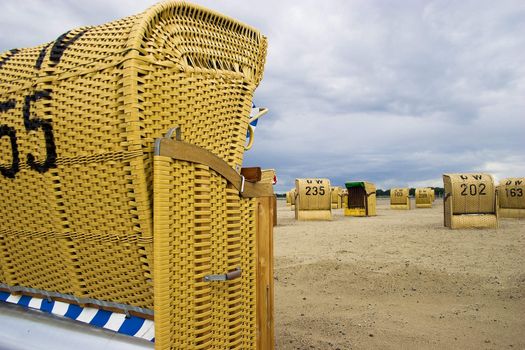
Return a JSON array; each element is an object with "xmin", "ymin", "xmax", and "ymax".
[
  {"xmin": 443, "ymin": 174, "xmax": 497, "ymax": 229},
  {"xmin": 497, "ymin": 178, "xmax": 525, "ymax": 218},
  {"xmin": 415, "ymin": 188, "xmax": 433, "ymax": 208},
  {"xmin": 0, "ymin": 2, "xmax": 273, "ymax": 349},
  {"xmin": 294, "ymin": 179, "xmax": 332, "ymax": 221},
  {"xmin": 390, "ymin": 188, "xmax": 411, "ymax": 210},
  {"xmin": 344, "ymin": 182, "xmax": 376, "ymax": 216}
]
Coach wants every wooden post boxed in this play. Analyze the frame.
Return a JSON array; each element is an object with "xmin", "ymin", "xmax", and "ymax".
[
  {"xmin": 256, "ymin": 196, "xmax": 275, "ymax": 350},
  {"xmin": 272, "ymin": 194, "xmax": 277, "ymax": 227}
]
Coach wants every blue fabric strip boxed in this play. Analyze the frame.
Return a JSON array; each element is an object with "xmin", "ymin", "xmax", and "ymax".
[
  {"xmin": 1, "ymin": 293, "xmax": 154, "ymax": 342},
  {"xmin": 89, "ymin": 309, "xmax": 112, "ymax": 327},
  {"xmin": 64, "ymin": 303, "xmax": 83, "ymax": 319},
  {"xmin": 40, "ymin": 299, "xmax": 54, "ymax": 313},
  {"xmin": 17, "ymin": 295, "xmax": 32, "ymax": 307},
  {"xmin": 0, "ymin": 291, "xmax": 9, "ymax": 301},
  {"xmin": 118, "ymin": 316, "xmax": 146, "ymax": 336}
]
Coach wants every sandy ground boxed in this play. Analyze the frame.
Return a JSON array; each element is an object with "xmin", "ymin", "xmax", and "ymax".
[{"xmin": 274, "ymin": 198, "xmax": 525, "ymax": 350}]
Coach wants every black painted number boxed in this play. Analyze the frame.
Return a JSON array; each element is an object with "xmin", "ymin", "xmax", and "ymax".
[
  {"xmin": 23, "ymin": 90, "xmax": 57, "ymax": 172},
  {"xmin": 305, "ymin": 186, "xmax": 325, "ymax": 196},
  {"xmin": 0, "ymin": 100, "xmax": 19, "ymax": 178},
  {"xmin": 460, "ymin": 183, "xmax": 487, "ymax": 196},
  {"xmin": 0, "ymin": 100, "xmax": 20, "ymax": 179},
  {"xmin": 0, "ymin": 91, "xmax": 57, "ymax": 179},
  {"xmin": 506, "ymin": 188, "xmax": 523, "ymax": 197}
]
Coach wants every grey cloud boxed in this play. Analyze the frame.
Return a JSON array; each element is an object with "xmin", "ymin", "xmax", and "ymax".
[{"xmin": 1, "ymin": 0, "xmax": 524, "ymax": 192}]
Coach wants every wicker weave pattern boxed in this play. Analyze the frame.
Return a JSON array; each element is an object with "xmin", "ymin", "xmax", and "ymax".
[
  {"xmin": 331, "ymin": 187, "xmax": 342, "ymax": 209},
  {"xmin": 345, "ymin": 182, "xmax": 376, "ymax": 216},
  {"xmin": 390, "ymin": 188, "xmax": 410, "ymax": 209},
  {"xmin": 1, "ymin": 0, "xmax": 266, "ymax": 331},
  {"xmin": 295, "ymin": 179, "xmax": 331, "ymax": 211},
  {"xmin": 498, "ymin": 208, "xmax": 525, "ymax": 218},
  {"xmin": 445, "ymin": 174, "xmax": 495, "ymax": 214},
  {"xmin": 498, "ymin": 178, "xmax": 525, "ymax": 218},
  {"xmin": 294, "ymin": 179, "xmax": 332, "ymax": 221},
  {"xmin": 261, "ymin": 169, "xmax": 276, "ymax": 184},
  {"xmin": 443, "ymin": 173, "xmax": 497, "ymax": 229},
  {"xmin": 415, "ymin": 188, "xmax": 433, "ymax": 208},
  {"xmin": 364, "ymin": 183, "xmax": 377, "ymax": 216},
  {"xmin": 451, "ymin": 214, "xmax": 498, "ymax": 229},
  {"xmin": 153, "ymin": 157, "xmax": 257, "ymax": 349}
]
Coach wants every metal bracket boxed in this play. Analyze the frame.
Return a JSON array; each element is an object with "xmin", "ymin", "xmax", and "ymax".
[
  {"xmin": 165, "ymin": 127, "xmax": 182, "ymax": 141},
  {"xmin": 155, "ymin": 126, "xmax": 182, "ymax": 155},
  {"xmin": 204, "ymin": 267, "xmax": 242, "ymax": 282}
]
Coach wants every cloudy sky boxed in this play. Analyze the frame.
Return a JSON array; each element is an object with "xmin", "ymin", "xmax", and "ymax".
[{"xmin": 1, "ymin": 0, "xmax": 524, "ymax": 192}]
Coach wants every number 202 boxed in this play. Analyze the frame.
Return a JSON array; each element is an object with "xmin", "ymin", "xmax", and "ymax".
[{"xmin": 460, "ymin": 183, "xmax": 486, "ymax": 196}]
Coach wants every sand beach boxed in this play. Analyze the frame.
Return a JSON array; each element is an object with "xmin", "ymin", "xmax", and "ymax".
[{"xmin": 275, "ymin": 198, "xmax": 525, "ymax": 349}]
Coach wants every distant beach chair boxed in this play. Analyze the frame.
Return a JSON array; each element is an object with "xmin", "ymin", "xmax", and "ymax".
[
  {"xmin": 344, "ymin": 182, "xmax": 377, "ymax": 217},
  {"xmin": 294, "ymin": 179, "xmax": 332, "ymax": 220},
  {"xmin": 390, "ymin": 188, "xmax": 411, "ymax": 210},
  {"xmin": 290, "ymin": 188, "xmax": 296, "ymax": 211},
  {"xmin": 286, "ymin": 190, "xmax": 292, "ymax": 206},
  {"xmin": 331, "ymin": 186, "xmax": 343, "ymax": 209},
  {"xmin": 443, "ymin": 173, "xmax": 498, "ymax": 228},
  {"xmin": 497, "ymin": 177, "xmax": 525, "ymax": 218},
  {"xmin": 415, "ymin": 188, "xmax": 433, "ymax": 208}
]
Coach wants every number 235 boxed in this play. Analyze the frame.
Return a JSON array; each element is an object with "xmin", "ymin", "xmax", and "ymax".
[{"xmin": 305, "ymin": 186, "xmax": 325, "ymax": 195}]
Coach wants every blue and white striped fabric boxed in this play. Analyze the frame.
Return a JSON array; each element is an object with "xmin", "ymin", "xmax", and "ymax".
[
  {"xmin": 248, "ymin": 103, "xmax": 261, "ymax": 138},
  {"xmin": 0, "ymin": 291, "xmax": 155, "ymax": 342}
]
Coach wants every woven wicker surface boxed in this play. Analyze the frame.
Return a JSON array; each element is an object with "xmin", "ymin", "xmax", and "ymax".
[
  {"xmin": 154, "ymin": 157, "xmax": 257, "ymax": 349},
  {"xmin": 286, "ymin": 191, "xmax": 292, "ymax": 206},
  {"xmin": 451, "ymin": 214, "xmax": 498, "ymax": 229},
  {"xmin": 331, "ymin": 187, "xmax": 342, "ymax": 209},
  {"xmin": 498, "ymin": 208, "xmax": 525, "ymax": 219},
  {"xmin": 390, "ymin": 188, "xmax": 410, "ymax": 209},
  {"xmin": 341, "ymin": 189, "xmax": 348, "ymax": 209},
  {"xmin": 296, "ymin": 210, "xmax": 333, "ymax": 221},
  {"xmin": 295, "ymin": 179, "xmax": 331, "ymax": 211},
  {"xmin": 415, "ymin": 188, "xmax": 433, "ymax": 208},
  {"xmin": 0, "ymin": 1, "xmax": 267, "ymax": 345},
  {"xmin": 444, "ymin": 174, "xmax": 495, "ymax": 214},
  {"xmin": 443, "ymin": 174, "xmax": 497, "ymax": 229},
  {"xmin": 345, "ymin": 181, "xmax": 376, "ymax": 216},
  {"xmin": 294, "ymin": 179, "xmax": 332, "ymax": 221},
  {"xmin": 364, "ymin": 183, "xmax": 377, "ymax": 216},
  {"xmin": 390, "ymin": 203, "xmax": 411, "ymax": 210},
  {"xmin": 344, "ymin": 208, "xmax": 366, "ymax": 217},
  {"xmin": 498, "ymin": 178, "xmax": 524, "ymax": 218},
  {"xmin": 261, "ymin": 169, "xmax": 276, "ymax": 184},
  {"xmin": 416, "ymin": 204, "xmax": 432, "ymax": 209},
  {"xmin": 345, "ymin": 182, "xmax": 376, "ymax": 216}
]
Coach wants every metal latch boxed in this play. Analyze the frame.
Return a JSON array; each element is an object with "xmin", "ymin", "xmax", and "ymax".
[{"xmin": 204, "ymin": 267, "xmax": 242, "ymax": 282}]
